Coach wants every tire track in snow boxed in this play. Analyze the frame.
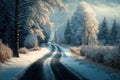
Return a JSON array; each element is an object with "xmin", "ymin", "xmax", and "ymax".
[
  {"xmin": 43, "ymin": 46, "xmax": 57, "ymax": 80},
  {"xmin": 19, "ymin": 45, "xmax": 55, "ymax": 80},
  {"xmin": 50, "ymin": 46, "xmax": 86, "ymax": 80}
]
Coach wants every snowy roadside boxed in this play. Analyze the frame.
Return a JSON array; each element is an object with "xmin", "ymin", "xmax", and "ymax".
[
  {"xmin": 60, "ymin": 49, "xmax": 117, "ymax": 80},
  {"xmin": 0, "ymin": 47, "xmax": 50, "ymax": 80}
]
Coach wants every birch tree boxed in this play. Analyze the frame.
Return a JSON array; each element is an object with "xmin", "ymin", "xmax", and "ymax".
[{"xmin": 77, "ymin": 1, "xmax": 99, "ymax": 45}]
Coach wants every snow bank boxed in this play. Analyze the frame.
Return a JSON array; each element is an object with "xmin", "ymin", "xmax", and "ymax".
[
  {"xmin": 0, "ymin": 48, "xmax": 50, "ymax": 80},
  {"xmin": 104, "ymin": 46, "xmax": 120, "ymax": 68},
  {"xmin": 80, "ymin": 45, "xmax": 120, "ymax": 69}
]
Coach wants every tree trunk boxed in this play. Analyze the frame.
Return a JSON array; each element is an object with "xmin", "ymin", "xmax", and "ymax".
[
  {"xmin": 14, "ymin": 0, "xmax": 19, "ymax": 57},
  {"xmin": 86, "ymin": 34, "xmax": 89, "ymax": 45}
]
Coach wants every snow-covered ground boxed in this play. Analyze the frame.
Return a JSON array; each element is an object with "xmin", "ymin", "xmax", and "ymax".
[
  {"xmin": 60, "ymin": 49, "xmax": 120, "ymax": 80},
  {"xmin": 0, "ymin": 47, "xmax": 50, "ymax": 80},
  {"xmin": 1, "ymin": 45, "xmax": 120, "ymax": 80}
]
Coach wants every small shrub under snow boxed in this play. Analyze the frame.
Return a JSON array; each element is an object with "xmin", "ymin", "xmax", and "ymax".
[
  {"xmin": 18, "ymin": 47, "xmax": 29, "ymax": 54},
  {"xmin": 80, "ymin": 46, "xmax": 86, "ymax": 56},
  {"xmin": 80, "ymin": 45, "xmax": 120, "ymax": 69},
  {"xmin": 70, "ymin": 47, "xmax": 80, "ymax": 55},
  {"xmin": 113, "ymin": 55, "xmax": 120, "ymax": 69},
  {"xmin": 30, "ymin": 47, "xmax": 40, "ymax": 51},
  {"xmin": 24, "ymin": 34, "xmax": 38, "ymax": 49},
  {"xmin": 103, "ymin": 46, "xmax": 120, "ymax": 68},
  {"xmin": 0, "ymin": 40, "xmax": 13, "ymax": 63}
]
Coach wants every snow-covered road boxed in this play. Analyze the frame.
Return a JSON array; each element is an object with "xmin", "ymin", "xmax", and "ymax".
[
  {"xmin": 50, "ymin": 46, "xmax": 82, "ymax": 80},
  {"xmin": 0, "ymin": 47, "xmax": 50, "ymax": 80},
  {"xmin": 0, "ymin": 44, "xmax": 119, "ymax": 80},
  {"xmin": 61, "ymin": 51, "xmax": 114, "ymax": 80},
  {"xmin": 56, "ymin": 45, "xmax": 119, "ymax": 80},
  {"xmin": 19, "ymin": 44, "xmax": 82, "ymax": 80}
]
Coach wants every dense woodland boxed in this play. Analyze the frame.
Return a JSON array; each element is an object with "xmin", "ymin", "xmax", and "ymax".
[
  {"xmin": 55, "ymin": 1, "xmax": 120, "ymax": 69},
  {"xmin": 0, "ymin": 0, "xmax": 67, "ymax": 57},
  {"xmin": 56, "ymin": 2, "xmax": 120, "ymax": 46}
]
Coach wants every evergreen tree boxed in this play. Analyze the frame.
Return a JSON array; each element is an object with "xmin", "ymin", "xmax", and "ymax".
[
  {"xmin": 64, "ymin": 19, "xmax": 73, "ymax": 44},
  {"xmin": 55, "ymin": 25, "xmax": 66, "ymax": 43},
  {"xmin": 98, "ymin": 17, "xmax": 109, "ymax": 45},
  {"xmin": 116, "ymin": 25, "xmax": 120, "ymax": 43},
  {"xmin": 71, "ymin": 27, "xmax": 82, "ymax": 45},
  {"xmin": 70, "ymin": 2, "xmax": 83, "ymax": 45},
  {"xmin": 110, "ymin": 20, "xmax": 118, "ymax": 45},
  {"xmin": 54, "ymin": 30, "xmax": 58, "ymax": 43},
  {"xmin": 40, "ymin": 25, "xmax": 51, "ymax": 44}
]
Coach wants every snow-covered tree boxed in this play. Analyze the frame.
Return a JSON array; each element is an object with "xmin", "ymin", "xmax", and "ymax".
[
  {"xmin": 24, "ymin": 33, "xmax": 38, "ymax": 49},
  {"xmin": 76, "ymin": 1, "xmax": 99, "ymax": 45},
  {"xmin": 64, "ymin": 19, "xmax": 73, "ymax": 44},
  {"xmin": 71, "ymin": 27, "xmax": 82, "ymax": 45},
  {"xmin": 116, "ymin": 25, "xmax": 120, "ymax": 43},
  {"xmin": 55, "ymin": 25, "xmax": 66, "ymax": 43},
  {"xmin": 18, "ymin": 0, "xmax": 67, "ymax": 47},
  {"xmin": 69, "ymin": 1, "xmax": 99, "ymax": 45},
  {"xmin": 37, "ymin": 25, "xmax": 51, "ymax": 45},
  {"xmin": 70, "ymin": 2, "xmax": 84, "ymax": 45},
  {"xmin": 54, "ymin": 30, "xmax": 58, "ymax": 43},
  {"xmin": 98, "ymin": 17, "xmax": 109, "ymax": 45},
  {"xmin": 70, "ymin": 5, "xmax": 83, "ymax": 33},
  {"xmin": 0, "ymin": 0, "xmax": 67, "ymax": 57},
  {"xmin": 110, "ymin": 20, "xmax": 118, "ymax": 45}
]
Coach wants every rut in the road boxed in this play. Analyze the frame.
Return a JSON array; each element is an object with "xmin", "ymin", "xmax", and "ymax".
[
  {"xmin": 51, "ymin": 47, "xmax": 86, "ymax": 80},
  {"xmin": 18, "ymin": 45, "xmax": 55, "ymax": 80}
]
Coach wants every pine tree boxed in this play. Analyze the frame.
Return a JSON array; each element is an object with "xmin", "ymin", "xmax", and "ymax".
[
  {"xmin": 116, "ymin": 25, "xmax": 120, "ymax": 43},
  {"xmin": 40, "ymin": 26, "xmax": 51, "ymax": 44},
  {"xmin": 110, "ymin": 20, "xmax": 118, "ymax": 45},
  {"xmin": 71, "ymin": 27, "xmax": 82, "ymax": 45},
  {"xmin": 98, "ymin": 17, "xmax": 109, "ymax": 45},
  {"xmin": 70, "ymin": 3, "xmax": 84, "ymax": 45},
  {"xmin": 54, "ymin": 30, "xmax": 58, "ymax": 43},
  {"xmin": 54, "ymin": 25, "xmax": 66, "ymax": 43},
  {"xmin": 64, "ymin": 19, "xmax": 73, "ymax": 44}
]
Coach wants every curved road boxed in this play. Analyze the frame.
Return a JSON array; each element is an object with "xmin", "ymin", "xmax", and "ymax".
[
  {"xmin": 19, "ymin": 45, "xmax": 55, "ymax": 80},
  {"xmin": 19, "ymin": 44, "xmax": 86, "ymax": 80},
  {"xmin": 51, "ymin": 46, "xmax": 83, "ymax": 80}
]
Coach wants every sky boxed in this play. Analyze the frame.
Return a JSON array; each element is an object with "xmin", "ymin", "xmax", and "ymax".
[{"xmin": 50, "ymin": 0, "xmax": 120, "ymax": 30}]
